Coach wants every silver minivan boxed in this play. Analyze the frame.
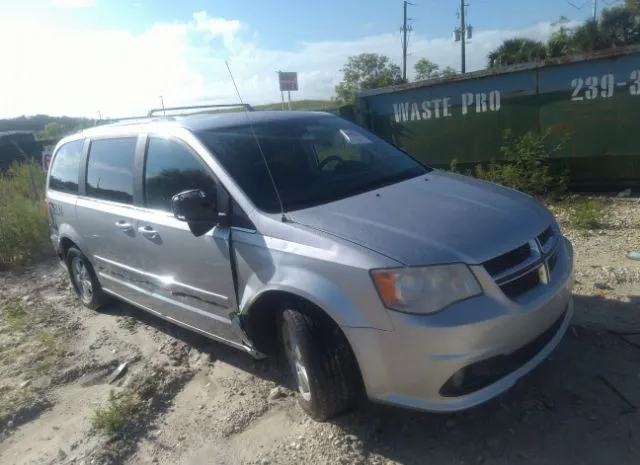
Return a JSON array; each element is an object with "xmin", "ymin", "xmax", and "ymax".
[{"xmin": 45, "ymin": 109, "xmax": 574, "ymax": 421}]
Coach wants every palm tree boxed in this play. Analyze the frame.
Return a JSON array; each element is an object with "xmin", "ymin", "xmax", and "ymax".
[
  {"xmin": 571, "ymin": 18, "xmax": 608, "ymax": 52},
  {"xmin": 488, "ymin": 38, "xmax": 547, "ymax": 68},
  {"xmin": 547, "ymin": 27, "xmax": 575, "ymax": 57},
  {"xmin": 488, "ymin": 6, "xmax": 640, "ymax": 67},
  {"xmin": 598, "ymin": 6, "xmax": 640, "ymax": 48}
]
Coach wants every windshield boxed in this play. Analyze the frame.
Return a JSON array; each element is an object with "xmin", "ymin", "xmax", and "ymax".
[{"xmin": 196, "ymin": 115, "xmax": 429, "ymax": 213}]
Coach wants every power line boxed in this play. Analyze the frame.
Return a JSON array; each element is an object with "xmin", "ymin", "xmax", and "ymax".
[{"xmin": 566, "ymin": 0, "xmax": 610, "ymax": 20}]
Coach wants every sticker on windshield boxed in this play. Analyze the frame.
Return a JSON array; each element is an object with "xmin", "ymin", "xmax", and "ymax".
[{"xmin": 340, "ymin": 129, "xmax": 373, "ymax": 145}]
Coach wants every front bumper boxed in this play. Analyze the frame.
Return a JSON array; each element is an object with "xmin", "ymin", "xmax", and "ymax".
[{"xmin": 344, "ymin": 237, "xmax": 574, "ymax": 412}]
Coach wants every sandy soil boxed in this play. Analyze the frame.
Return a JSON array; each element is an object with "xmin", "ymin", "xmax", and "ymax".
[{"xmin": 1, "ymin": 197, "xmax": 639, "ymax": 465}]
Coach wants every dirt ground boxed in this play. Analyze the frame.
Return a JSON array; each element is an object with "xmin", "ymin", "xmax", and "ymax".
[{"xmin": 1, "ymin": 197, "xmax": 639, "ymax": 465}]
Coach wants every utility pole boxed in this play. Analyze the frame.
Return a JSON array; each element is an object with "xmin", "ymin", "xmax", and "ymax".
[
  {"xmin": 401, "ymin": 1, "xmax": 414, "ymax": 82},
  {"xmin": 460, "ymin": 0, "xmax": 466, "ymax": 74},
  {"xmin": 276, "ymin": 71, "xmax": 285, "ymax": 110},
  {"xmin": 592, "ymin": 0, "xmax": 597, "ymax": 20},
  {"xmin": 454, "ymin": 1, "xmax": 471, "ymax": 74}
]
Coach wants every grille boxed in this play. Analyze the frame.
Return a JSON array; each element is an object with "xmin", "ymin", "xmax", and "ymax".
[
  {"xmin": 538, "ymin": 226, "xmax": 554, "ymax": 252},
  {"xmin": 482, "ymin": 224, "xmax": 559, "ymax": 299},
  {"xmin": 483, "ymin": 243, "xmax": 532, "ymax": 277},
  {"xmin": 500, "ymin": 268, "xmax": 541, "ymax": 299},
  {"xmin": 548, "ymin": 249, "xmax": 559, "ymax": 276}
]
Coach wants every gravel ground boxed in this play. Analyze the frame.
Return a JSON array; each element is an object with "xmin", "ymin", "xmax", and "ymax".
[{"xmin": 0, "ymin": 196, "xmax": 639, "ymax": 465}]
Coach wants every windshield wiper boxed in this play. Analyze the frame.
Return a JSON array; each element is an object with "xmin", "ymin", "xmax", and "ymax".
[
  {"xmin": 282, "ymin": 167, "xmax": 424, "ymax": 211},
  {"xmin": 341, "ymin": 167, "xmax": 423, "ymax": 196}
]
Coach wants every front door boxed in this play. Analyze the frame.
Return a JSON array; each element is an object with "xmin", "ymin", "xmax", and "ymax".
[{"xmin": 132, "ymin": 135, "xmax": 242, "ymax": 345}]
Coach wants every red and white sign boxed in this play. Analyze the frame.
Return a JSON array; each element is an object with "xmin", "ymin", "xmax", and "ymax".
[{"xmin": 278, "ymin": 72, "xmax": 298, "ymax": 92}]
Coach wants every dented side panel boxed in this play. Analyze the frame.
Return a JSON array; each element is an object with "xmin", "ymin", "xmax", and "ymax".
[{"xmin": 231, "ymin": 219, "xmax": 400, "ymax": 332}]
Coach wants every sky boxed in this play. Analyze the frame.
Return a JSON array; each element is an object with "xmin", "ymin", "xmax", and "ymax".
[{"xmin": 0, "ymin": 0, "xmax": 622, "ymax": 118}]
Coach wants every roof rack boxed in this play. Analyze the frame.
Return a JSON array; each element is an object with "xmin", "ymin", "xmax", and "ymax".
[
  {"xmin": 93, "ymin": 115, "xmax": 154, "ymax": 126},
  {"xmin": 147, "ymin": 103, "xmax": 254, "ymax": 117}
]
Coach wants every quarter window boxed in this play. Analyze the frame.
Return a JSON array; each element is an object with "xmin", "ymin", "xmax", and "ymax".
[
  {"xmin": 231, "ymin": 198, "xmax": 255, "ymax": 230},
  {"xmin": 48, "ymin": 139, "xmax": 84, "ymax": 194},
  {"xmin": 85, "ymin": 137, "xmax": 137, "ymax": 204},
  {"xmin": 144, "ymin": 137, "xmax": 216, "ymax": 212}
]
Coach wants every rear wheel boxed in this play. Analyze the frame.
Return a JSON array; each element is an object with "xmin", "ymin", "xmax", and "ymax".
[
  {"xmin": 280, "ymin": 306, "xmax": 362, "ymax": 421},
  {"xmin": 66, "ymin": 247, "xmax": 108, "ymax": 311}
]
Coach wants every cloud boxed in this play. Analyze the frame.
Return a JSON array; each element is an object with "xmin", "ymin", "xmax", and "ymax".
[
  {"xmin": 193, "ymin": 11, "xmax": 242, "ymax": 50},
  {"xmin": 0, "ymin": 12, "xmax": 566, "ymax": 118},
  {"xmin": 51, "ymin": 0, "xmax": 94, "ymax": 8}
]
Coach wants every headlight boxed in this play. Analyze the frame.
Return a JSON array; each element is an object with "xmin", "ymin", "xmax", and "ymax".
[{"xmin": 370, "ymin": 264, "xmax": 482, "ymax": 314}]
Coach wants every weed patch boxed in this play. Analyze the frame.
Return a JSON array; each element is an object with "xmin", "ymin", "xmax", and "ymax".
[
  {"xmin": 0, "ymin": 301, "xmax": 69, "ymax": 418},
  {"xmin": 0, "ymin": 162, "xmax": 49, "ymax": 268},
  {"xmin": 1, "ymin": 304, "xmax": 28, "ymax": 333},
  {"xmin": 92, "ymin": 390, "xmax": 143, "ymax": 435},
  {"xmin": 556, "ymin": 197, "xmax": 608, "ymax": 230},
  {"xmin": 449, "ymin": 129, "xmax": 569, "ymax": 199}
]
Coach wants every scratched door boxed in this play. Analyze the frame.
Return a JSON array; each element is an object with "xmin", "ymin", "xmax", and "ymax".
[{"xmin": 132, "ymin": 135, "xmax": 242, "ymax": 345}]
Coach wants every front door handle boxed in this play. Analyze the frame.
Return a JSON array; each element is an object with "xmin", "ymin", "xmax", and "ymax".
[
  {"xmin": 115, "ymin": 220, "xmax": 132, "ymax": 230},
  {"xmin": 138, "ymin": 226, "xmax": 159, "ymax": 238}
]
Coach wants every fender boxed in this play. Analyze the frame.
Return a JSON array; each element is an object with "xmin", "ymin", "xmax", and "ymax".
[
  {"xmin": 56, "ymin": 223, "xmax": 88, "ymax": 257},
  {"xmin": 238, "ymin": 265, "xmax": 394, "ymax": 331}
]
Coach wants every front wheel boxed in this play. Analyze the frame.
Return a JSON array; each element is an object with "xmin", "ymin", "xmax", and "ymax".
[
  {"xmin": 280, "ymin": 306, "xmax": 362, "ymax": 421},
  {"xmin": 66, "ymin": 247, "xmax": 109, "ymax": 311}
]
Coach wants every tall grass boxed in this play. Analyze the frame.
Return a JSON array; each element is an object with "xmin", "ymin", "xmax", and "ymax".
[{"xmin": 0, "ymin": 162, "xmax": 50, "ymax": 268}]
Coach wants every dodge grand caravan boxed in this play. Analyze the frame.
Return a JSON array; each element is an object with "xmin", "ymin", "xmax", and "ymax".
[{"xmin": 45, "ymin": 110, "xmax": 574, "ymax": 421}]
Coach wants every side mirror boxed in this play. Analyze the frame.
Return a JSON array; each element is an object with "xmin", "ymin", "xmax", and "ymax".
[{"xmin": 171, "ymin": 189, "xmax": 218, "ymax": 237}]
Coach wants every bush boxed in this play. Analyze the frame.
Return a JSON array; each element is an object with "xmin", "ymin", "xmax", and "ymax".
[
  {"xmin": 0, "ymin": 162, "xmax": 50, "ymax": 268},
  {"xmin": 557, "ymin": 197, "xmax": 608, "ymax": 230},
  {"xmin": 92, "ymin": 390, "xmax": 142, "ymax": 434},
  {"xmin": 450, "ymin": 129, "xmax": 569, "ymax": 199}
]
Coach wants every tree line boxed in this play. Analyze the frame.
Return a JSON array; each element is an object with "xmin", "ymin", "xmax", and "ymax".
[
  {"xmin": 0, "ymin": 115, "xmax": 94, "ymax": 141},
  {"xmin": 490, "ymin": 2, "xmax": 640, "ymax": 67},
  {"xmin": 334, "ymin": 2, "xmax": 640, "ymax": 104}
]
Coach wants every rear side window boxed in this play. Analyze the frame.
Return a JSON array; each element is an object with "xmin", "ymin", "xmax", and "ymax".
[
  {"xmin": 48, "ymin": 140, "xmax": 84, "ymax": 194},
  {"xmin": 86, "ymin": 137, "xmax": 137, "ymax": 204},
  {"xmin": 144, "ymin": 137, "xmax": 215, "ymax": 212}
]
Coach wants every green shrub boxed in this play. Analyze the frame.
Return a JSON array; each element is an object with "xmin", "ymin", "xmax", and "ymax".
[
  {"xmin": 472, "ymin": 129, "xmax": 569, "ymax": 198},
  {"xmin": 92, "ymin": 390, "xmax": 142, "ymax": 434},
  {"xmin": 447, "ymin": 129, "xmax": 570, "ymax": 198},
  {"xmin": 0, "ymin": 162, "xmax": 50, "ymax": 268},
  {"xmin": 448, "ymin": 158, "xmax": 473, "ymax": 176},
  {"xmin": 558, "ymin": 197, "xmax": 608, "ymax": 230},
  {"xmin": 475, "ymin": 129, "xmax": 569, "ymax": 198}
]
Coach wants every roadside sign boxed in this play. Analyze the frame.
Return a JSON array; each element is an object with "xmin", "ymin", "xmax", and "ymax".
[{"xmin": 278, "ymin": 72, "xmax": 298, "ymax": 92}]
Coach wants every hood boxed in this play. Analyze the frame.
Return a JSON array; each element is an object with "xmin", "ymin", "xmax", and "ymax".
[{"xmin": 288, "ymin": 170, "xmax": 554, "ymax": 266}]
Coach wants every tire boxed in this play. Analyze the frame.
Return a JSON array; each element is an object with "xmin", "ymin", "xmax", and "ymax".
[
  {"xmin": 66, "ymin": 247, "xmax": 109, "ymax": 311},
  {"xmin": 280, "ymin": 306, "xmax": 363, "ymax": 421}
]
